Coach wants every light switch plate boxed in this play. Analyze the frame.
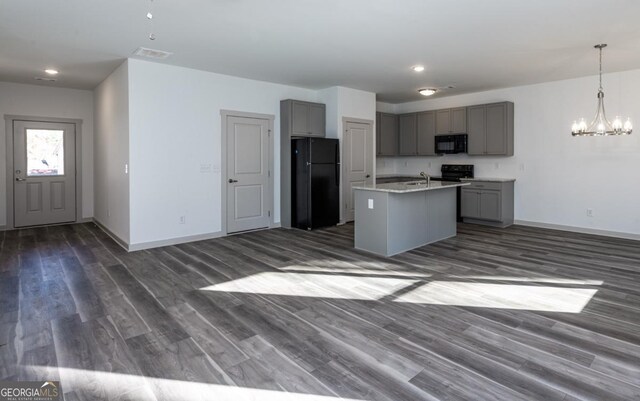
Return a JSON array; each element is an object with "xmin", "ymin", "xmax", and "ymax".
[{"xmin": 368, "ymin": 199, "xmax": 374, "ymax": 209}]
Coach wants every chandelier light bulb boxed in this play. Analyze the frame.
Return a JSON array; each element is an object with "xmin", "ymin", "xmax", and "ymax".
[
  {"xmin": 579, "ymin": 118, "xmax": 587, "ymax": 132},
  {"xmin": 624, "ymin": 118, "xmax": 633, "ymax": 132},
  {"xmin": 571, "ymin": 121, "xmax": 579, "ymax": 134},
  {"xmin": 612, "ymin": 116, "xmax": 622, "ymax": 131}
]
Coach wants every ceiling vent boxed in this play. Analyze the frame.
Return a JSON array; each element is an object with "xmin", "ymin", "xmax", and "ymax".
[
  {"xmin": 133, "ymin": 47, "xmax": 173, "ymax": 59},
  {"xmin": 34, "ymin": 77, "xmax": 57, "ymax": 82}
]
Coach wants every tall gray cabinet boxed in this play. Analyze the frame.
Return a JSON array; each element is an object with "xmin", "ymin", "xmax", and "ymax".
[
  {"xmin": 467, "ymin": 102, "xmax": 514, "ymax": 156},
  {"xmin": 280, "ymin": 99, "xmax": 326, "ymax": 228}
]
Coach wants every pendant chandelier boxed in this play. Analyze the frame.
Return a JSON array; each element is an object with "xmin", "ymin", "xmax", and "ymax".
[{"xmin": 571, "ymin": 44, "xmax": 632, "ymax": 136}]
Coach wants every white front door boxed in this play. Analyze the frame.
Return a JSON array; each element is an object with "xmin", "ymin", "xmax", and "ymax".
[
  {"xmin": 226, "ymin": 115, "xmax": 271, "ymax": 233},
  {"xmin": 343, "ymin": 120, "xmax": 373, "ymax": 222},
  {"xmin": 13, "ymin": 120, "xmax": 77, "ymax": 227}
]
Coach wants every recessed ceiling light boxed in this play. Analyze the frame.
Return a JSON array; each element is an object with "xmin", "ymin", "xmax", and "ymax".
[
  {"xmin": 418, "ymin": 88, "xmax": 437, "ymax": 96},
  {"xmin": 44, "ymin": 69, "xmax": 59, "ymax": 75},
  {"xmin": 412, "ymin": 65, "xmax": 425, "ymax": 72}
]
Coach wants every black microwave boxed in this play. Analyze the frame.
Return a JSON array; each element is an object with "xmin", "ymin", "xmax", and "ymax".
[{"xmin": 435, "ymin": 134, "xmax": 467, "ymax": 154}]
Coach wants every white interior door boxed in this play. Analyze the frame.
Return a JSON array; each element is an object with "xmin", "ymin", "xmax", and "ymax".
[
  {"xmin": 343, "ymin": 120, "xmax": 373, "ymax": 222},
  {"xmin": 13, "ymin": 120, "xmax": 77, "ymax": 227},
  {"xmin": 226, "ymin": 115, "xmax": 270, "ymax": 233}
]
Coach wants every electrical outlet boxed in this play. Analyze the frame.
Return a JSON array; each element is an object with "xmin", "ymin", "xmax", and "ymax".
[
  {"xmin": 494, "ymin": 162, "xmax": 500, "ymax": 169},
  {"xmin": 519, "ymin": 163, "xmax": 525, "ymax": 172},
  {"xmin": 428, "ymin": 162, "xmax": 432, "ymax": 168},
  {"xmin": 404, "ymin": 161, "xmax": 408, "ymax": 167},
  {"xmin": 179, "ymin": 216, "xmax": 186, "ymax": 224},
  {"xmin": 107, "ymin": 210, "xmax": 111, "ymax": 218},
  {"xmin": 586, "ymin": 209, "xmax": 594, "ymax": 217}
]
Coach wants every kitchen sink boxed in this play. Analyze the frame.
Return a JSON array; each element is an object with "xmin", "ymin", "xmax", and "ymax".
[{"xmin": 405, "ymin": 181, "xmax": 429, "ymax": 186}]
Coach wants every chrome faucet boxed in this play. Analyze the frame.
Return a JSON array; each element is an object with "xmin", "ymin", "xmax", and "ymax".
[{"xmin": 419, "ymin": 171, "xmax": 431, "ymax": 186}]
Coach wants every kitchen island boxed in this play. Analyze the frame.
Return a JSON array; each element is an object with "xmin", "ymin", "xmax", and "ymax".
[{"xmin": 353, "ymin": 180, "xmax": 469, "ymax": 256}]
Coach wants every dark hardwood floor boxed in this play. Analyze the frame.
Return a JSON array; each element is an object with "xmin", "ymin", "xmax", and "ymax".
[{"xmin": 1, "ymin": 222, "xmax": 640, "ymax": 400}]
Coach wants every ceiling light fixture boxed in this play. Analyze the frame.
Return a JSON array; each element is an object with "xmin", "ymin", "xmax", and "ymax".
[
  {"xmin": 418, "ymin": 88, "xmax": 437, "ymax": 96},
  {"xmin": 44, "ymin": 69, "xmax": 58, "ymax": 75},
  {"xmin": 412, "ymin": 65, "xmax": 425, "ymax": 72},
  {"xmin": 571, "ymin": 44, "xmax": 632, "ymax": 136}
]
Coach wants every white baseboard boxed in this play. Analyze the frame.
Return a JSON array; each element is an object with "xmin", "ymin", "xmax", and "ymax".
[
  {"xmin": 128, "ymin": 231, "xmax": 224, "ymax": 251},
  {"xmin": 92, "ymin": 219, "xmax": 130, "ymax": 251},
  {"xmin": 514, "ymin": 219, "xmax": 640, "ymax": 241}
]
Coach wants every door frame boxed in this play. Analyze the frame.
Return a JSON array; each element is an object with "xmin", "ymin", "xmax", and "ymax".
[
  {"xmin": 341, "ymin": 117, "xmax": 374, "ymax": 224},
  {"xmin": 220, "ymin": 110, "xmax": 275, "ymax": 235},
  {"xmin": 4, "ymin": 115, "xmax": 83, "ymax": 230}
]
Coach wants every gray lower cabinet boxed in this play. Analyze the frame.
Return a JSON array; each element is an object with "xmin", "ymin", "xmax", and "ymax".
[
  {"xmin": 435, "ymin": 107, "xmax": 467, "ymax": 134},
  {"xmin": 467, "ymin": 101, "xmax": 514, "ymax": 156},
  {"xmin": 398, "ymin": 113, "xmax": 417, "ymax": 156},
  {"xmin": 284, "ymin": 99, "xmax": 326, "ymax": 137},
  {"xmin": 461, "ymin": 180, "xmax": 514, "ymax": 227},
  {"xmin": 376, "ymin": 112, "xmax": 398, "ymax": 156}
]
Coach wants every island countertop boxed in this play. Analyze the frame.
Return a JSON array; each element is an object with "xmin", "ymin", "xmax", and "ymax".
[{"xmin": 353, "ymin": 180, "xmax": 469, "ymax": 193}]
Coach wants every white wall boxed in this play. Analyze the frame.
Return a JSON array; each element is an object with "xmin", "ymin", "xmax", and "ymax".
[
  {"xmin": 93, "ymin": 61, "xmax": 130, "ymax": 243},
  {"xmin": 126, "ymin": 59, "xmax": 320, "ymax": 246},
  {"xmin": 381, "ymin": 69, "xmax": 640, "ymax": 236},
  {"xmin": 0, "ymin": 81, "xmax": 94, "ymax": 228},
  {"xmin": 319, "ymin": 86, "xmax": 377, "ymax": 221}
]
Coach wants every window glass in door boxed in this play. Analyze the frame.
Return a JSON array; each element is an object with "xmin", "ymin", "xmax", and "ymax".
[{"xmin": 26, "ymin": 129, "xmax": 65, "ymax": 176}]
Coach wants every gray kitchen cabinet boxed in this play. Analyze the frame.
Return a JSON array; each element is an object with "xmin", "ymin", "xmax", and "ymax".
[
  {"xmin": 376, "ymin": 112, "xmax": 398, "ymax": 156},
  {"xmin": 467, "ymin": 101, "xmax": 514, "ymax": 156},
  {"xmin": 398, "ymin": 113, "xmax": 417, "ymax": 156},
  {"xmin": 280, "ymin": 99, "xmax": 327, "ymax": 228},
  {"xmin": 461, "ymin": 180, "xmax": 514, "ymax": 227},
  {"xmin": 435, "ymin": 107, "xmax": 467, "ymax": 134},
  {"xmin": 416, "ymin": 111, "xmax": 436, "ymax": 156},
  {"xmin": 284, "ymin": 99, "xmax": 326, "ymax": 137}
]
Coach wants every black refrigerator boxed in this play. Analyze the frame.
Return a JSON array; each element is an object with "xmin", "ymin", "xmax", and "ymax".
[{"xmin": 291, "ymin": 137, "xmax": 340, "ymax": 230}]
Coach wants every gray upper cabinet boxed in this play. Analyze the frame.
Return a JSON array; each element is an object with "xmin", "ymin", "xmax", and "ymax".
[
  {"xmin": 435, "ymin": 107, "xmax": 467, "ymax": 134},
  {"xmin": 416, "ymin": 111, "xmax": 436, "ymax": 156},
  {"xmin": 286, "ymin": 100, "xmax": 326, "ymax": 137},
  {"xmin": 467, "ymin": 101, "xmax": 514, "ymax": 156},
  {"xmin": 398, "ymin": 113, "xmax": 417, "ymax": 156},
  {"xmin": 376, "ymin": 112, "xmax": 398, "ymax": 156}
]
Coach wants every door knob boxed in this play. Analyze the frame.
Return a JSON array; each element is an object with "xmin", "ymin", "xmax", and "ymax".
[
  {"xmin": 16, "ymin": 177, "xmax": 26, "ymax": 182},
  {"xmin": 228, "ymin": 179, "xmax": 238, "ymax": 183},
  {"xmin": 366, "ymin": 174, "xmax": 371, "ymax": 178}
]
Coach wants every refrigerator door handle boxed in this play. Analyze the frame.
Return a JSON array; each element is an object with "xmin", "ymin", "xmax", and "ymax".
[{"xmin": 335, "ymin": 142, "xmax": 340, "ymax": 186}]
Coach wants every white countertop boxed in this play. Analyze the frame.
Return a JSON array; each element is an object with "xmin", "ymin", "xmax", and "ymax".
[
  {"xmin": 353, "ymin": 180, "xmax": 469, "ymax": 193},
  {"xmin": 460, "ymin": 177, "xmax": 516, "ymax": 183}
]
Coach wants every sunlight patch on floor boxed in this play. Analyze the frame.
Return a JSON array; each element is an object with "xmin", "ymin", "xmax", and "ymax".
[
  {"xmin": 31, "ymin": 366, "xmax": 366, "ymax": 401},
  {"xmin": 394, "ymin": 281, "xmax": 598, "ymax": 313},
  {"xmin": 279, "ymin": 264, "xmax": 432, "ymax": 278},
  {"xmin": 200, "ymin": 272, "xmax": 417, "ymax": 300},
  {"xmin": 446, "ymin": 276, "xmax": 604, "ymax": 285}
]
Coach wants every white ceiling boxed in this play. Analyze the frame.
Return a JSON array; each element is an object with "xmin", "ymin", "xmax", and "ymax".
[{"xmin": 2, "ymin": 0, "xmax": 640, "ymax": 103}]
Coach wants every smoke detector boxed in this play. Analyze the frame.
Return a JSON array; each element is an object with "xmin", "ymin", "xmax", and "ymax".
[{"xmin": 133, "ymin": 47, "xmax": 173, "ymax": 59}]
